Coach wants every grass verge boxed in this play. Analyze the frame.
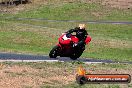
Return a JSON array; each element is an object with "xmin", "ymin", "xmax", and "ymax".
[
  {"xmin": 0, "ymin": 0, "xmax": 131, "ymax": 61},
  {"xmin": 0, "ymin": 19, "xmax": 131, "ymax": 61}
]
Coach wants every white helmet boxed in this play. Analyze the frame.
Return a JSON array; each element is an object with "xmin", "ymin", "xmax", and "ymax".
[{"xmin": 79, "ymin": 24, "xmax": 85, "ymax": 29}]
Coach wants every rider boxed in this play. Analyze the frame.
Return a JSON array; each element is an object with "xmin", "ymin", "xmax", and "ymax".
[{"xmin": 66, "ymin": 24, "xmax": 88, "ymax": 48}]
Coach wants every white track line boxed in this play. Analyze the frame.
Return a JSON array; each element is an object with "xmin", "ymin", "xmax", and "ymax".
[{"xmin": 0, "ymin": 59, "xmax": 103, "ymax": 64}]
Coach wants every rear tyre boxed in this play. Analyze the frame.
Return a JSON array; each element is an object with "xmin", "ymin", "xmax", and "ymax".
[
  {"xmin": 70, "ymin": 44, "xmax": 85, "ymax": 60},
  {"xmin": 49, "ymin": 45, "xmax": 60, "ymax": 58},
  {"xmin": 70, "ymin": 54, "xmax": 78, "ymax": 60},
  {"xmin": 70, "ymin": 50, "xmax": 83, "ymax": 60}
]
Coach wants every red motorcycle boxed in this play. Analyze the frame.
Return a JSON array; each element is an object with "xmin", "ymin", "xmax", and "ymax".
[{"xmin": 49, "ymin": 33, "xmax": 91, "ymax": 60}]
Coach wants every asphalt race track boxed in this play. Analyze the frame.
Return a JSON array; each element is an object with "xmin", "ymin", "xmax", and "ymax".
[{"xmin": 0, "ymin": 53, "xmax": 132, "ymax": 64}]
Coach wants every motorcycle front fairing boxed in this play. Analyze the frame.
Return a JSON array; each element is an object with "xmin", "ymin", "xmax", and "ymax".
[{"xmin": 57, "ymin": 34, "xmax": 78, "ymax": 57}]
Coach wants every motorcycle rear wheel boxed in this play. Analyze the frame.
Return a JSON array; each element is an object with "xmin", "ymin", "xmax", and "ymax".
[
  {"xmin": 70, "ymin": 49, "xmax": 83, "ymax": 60},
  {"xmin": 70, "ymin": 54, "xmax": 78, "ymax": 60},
  {"xmin": 49, "ymin": 45, "xmax": 60, "ymax": 58}
]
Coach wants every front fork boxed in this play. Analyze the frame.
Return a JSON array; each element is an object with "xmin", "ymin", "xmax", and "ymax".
[{"xmin": 56, "ymin": 44, "xmax": 62, "ymax": 56}]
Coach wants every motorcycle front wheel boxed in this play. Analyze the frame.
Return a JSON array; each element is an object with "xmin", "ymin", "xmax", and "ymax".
[{"xmin": 49, "ymin": 45, "xmax": 60, "ymax": 58}]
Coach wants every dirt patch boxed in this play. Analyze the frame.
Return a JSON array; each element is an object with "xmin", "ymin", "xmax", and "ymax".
[
  {"xmin": 13, "ymin": 35, "xmax": 31, "ymax": 44},
  {"xmin": 0, "ymin": 64, "xmax": 76, "ymax": 88},
  {"xmin": 91, "ymin": 12, "xmax": 104, "ymax": 17},
  {"xmin": 92, "ymin": 39, "xmax": 132, "ymax": 49},
  {"xmin": 0, "ymin": 0, "xmax": 48, "ymax": 14},
  {"xmin": 102, "ymin": 0, "xmax": 132, "ymax": 9},
  {"xmin": 0, "ymin": 63, "xmax": 132, "ymax": 87}
]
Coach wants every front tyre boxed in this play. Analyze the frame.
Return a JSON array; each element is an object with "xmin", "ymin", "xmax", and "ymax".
[{"xmin": 49, "ymin": 45, "xmax": 60, "ymax": 58}]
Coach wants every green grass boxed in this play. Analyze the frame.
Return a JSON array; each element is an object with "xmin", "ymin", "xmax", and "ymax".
[
  {"xmin": 83, "ymin": 47, "xmax": 132, "ymax": 61},
  {"xmin": 10, "ymin": 2, "xmax": 132, "ymax": 21},
  {"xmin": 0, "ymin": 19, "xmax": 131, "ymax": 61},
  {"xmin": 0, "ymin": 1, "xmax": 132, "ymax": 61},
  {"xmin": 89, "ymin": 24, "xmax": 132, "ymax": 40},
  {"xmin": 0, "ymin": 22, "xmax": 57, "ymax": 54}
]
